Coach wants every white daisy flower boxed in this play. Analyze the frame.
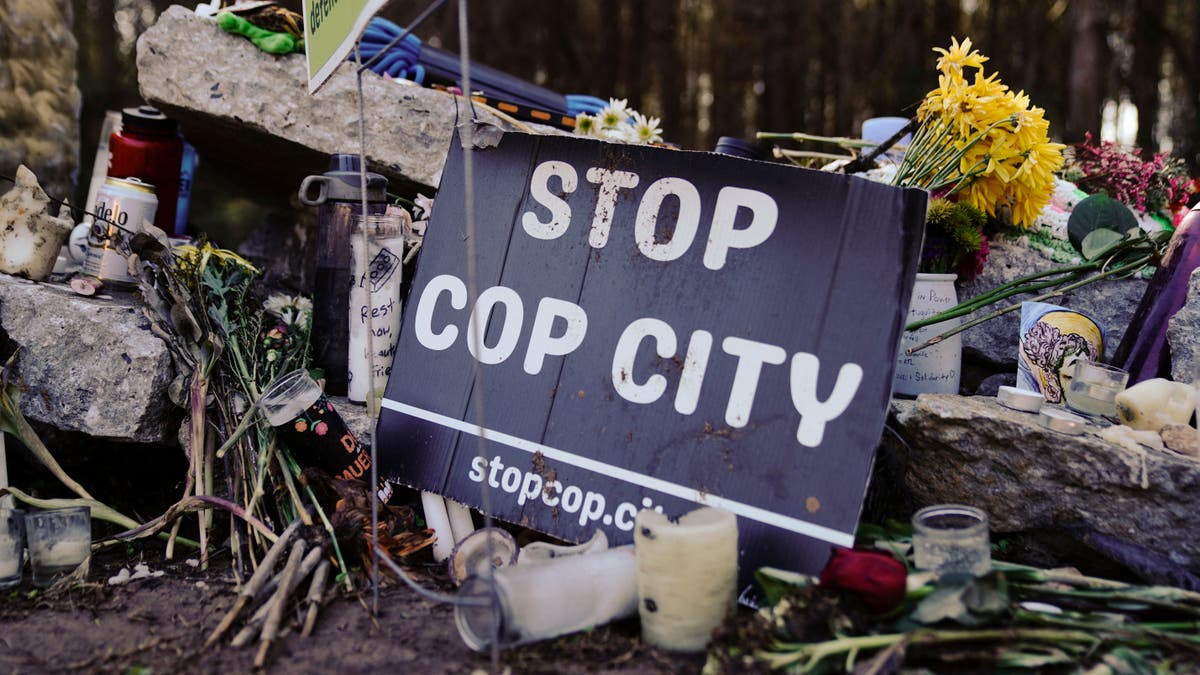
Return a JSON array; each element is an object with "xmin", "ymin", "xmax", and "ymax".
[
  {"xmin": 602, "ymin": 126, "xmax": 635, "ymax": 143},
  {"xmin": 574, "ymin": 112, "xmax": 597, "ymax": 137},
  {"xmin": 598, "ymin": 105, "xmax": 626, "ymax": 130},
  {"xmin": 264, "ymin": 294, "xmax": 313, "ymax": 326},
  {"xmin": 606, "ymin": 97, "xmax": 629, "ymax": 118},
  {"xmin": 631, "ymin": 112, "xmax": 663, "ymax": 144}
]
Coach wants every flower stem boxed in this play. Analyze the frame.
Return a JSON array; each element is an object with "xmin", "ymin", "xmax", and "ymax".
[
  {"xmin": 761, "ymin": 628, "xmax": 1097, "ymax": 672},
  {"xmin": 906, "ymin": 254, "xmax": 1152, "ymax": 355},
  {"xmin": 756, "ymin": 131, "xmax": 879, "ymax": 149}
]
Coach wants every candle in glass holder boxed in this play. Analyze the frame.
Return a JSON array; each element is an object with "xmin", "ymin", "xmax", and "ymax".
[{"xmin": 911, "ymin": 504, "xmax": 990, "ymax": 578}]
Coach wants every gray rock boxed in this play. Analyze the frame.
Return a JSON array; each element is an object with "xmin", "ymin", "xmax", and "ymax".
[
  {"xmin": 0, "ymin": 274, "xmax": 176, "ymax": 442},
  {"xmin": 1160, "ymin": 423, "xmax": 1200, "ymax": 458},
  {"xmin": 892, "ymin": 394, "xmax": 1200, "ymax": 570},
  {"xmin": 957, "ymin": 242, "xmax": 1147, "ymax": 368},
  {"xmin": 329, "ymin": 396, "xmax": 373, "ymax": 449},
  {"xmin": 0, "ymin": 0, "xmax": 80, "ymax": 201},
  {"xmin": 136, "ymin": 6, "xmax": 549, "ymax": 196},
  {"xmin": 1167, "ymin": 267, "xmax": 1200, "ymax": 384},
  {"xmin": 974, "ymin": 372, "xmax": 1015, "ymax": 397}
]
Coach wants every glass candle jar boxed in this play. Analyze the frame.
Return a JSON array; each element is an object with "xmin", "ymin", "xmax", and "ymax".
[
  {"xmin": 24, "ymin": 506, "xmax": 91, "ymax": 587},
  {"xmin": 1063, "ymin": 359, "xmax": 1129, "ymax": 418},
  {"xmin": 911, "ymin": 504, "xmax": 990, "ymax": 578}
]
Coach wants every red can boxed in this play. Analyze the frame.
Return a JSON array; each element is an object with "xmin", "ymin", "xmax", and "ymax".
[{"xmin": 108, "ymin": 106, "xmax": 183, "ymax": 235}]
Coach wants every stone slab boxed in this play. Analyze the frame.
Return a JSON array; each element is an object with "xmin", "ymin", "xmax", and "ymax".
[
  {"xmin": 0, "ymin": 274, "xmax": 176, "ymax": 443},
  {"xmin": 136, "ymin": 6, "xmax": 549, "ymax": 196},
  {"xmin": 891, "ymin": 393, "xmax": 1200, "ymax": 570}
]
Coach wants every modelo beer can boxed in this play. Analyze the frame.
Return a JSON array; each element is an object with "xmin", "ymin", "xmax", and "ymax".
[{"xmin": 83, "ymin": 176, "xmax": 158, "ymax": 287}]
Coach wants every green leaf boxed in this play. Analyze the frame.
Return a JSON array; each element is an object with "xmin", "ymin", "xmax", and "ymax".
[
  {"xmin": 911, "ymin": 576, "xmax": 1008, "ymax": 626},
  {"xmin": 755, "ymin": 567, "xmax": 815, "ymax": 606},
  {"xmin": 911, "ymin": 584, "xmax": 969, "ymax": 624},
  {"xmin": 1098, "ymin": 646, "xmax": 1155, "ymax": 674},
  {"xmin": 1080, "ymin": 228, "xmax": 1125, "ymax": 261},
  {"xmin": 1067, "ymin": 193, "xmax": 1138, "ymax": 253}
]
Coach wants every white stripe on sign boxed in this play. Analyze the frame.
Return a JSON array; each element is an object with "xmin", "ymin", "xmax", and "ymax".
[{"xmin": 381, "ymin": 398, "xmax": 857, "ymax": 548}]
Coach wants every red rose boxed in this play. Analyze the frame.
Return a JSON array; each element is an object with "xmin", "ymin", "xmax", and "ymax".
[{"xmin": 818, "ymin": 547, "xmax": 907, "ymax": 613}]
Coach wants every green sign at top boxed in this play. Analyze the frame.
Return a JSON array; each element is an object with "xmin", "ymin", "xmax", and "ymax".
[{"xmin": 303, "ymin": 0, "xmax": 389, "ymax": 93}]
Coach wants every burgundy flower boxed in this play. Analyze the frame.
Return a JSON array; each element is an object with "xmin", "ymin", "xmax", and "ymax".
[{"xmin": 818, "ymin": 548, "xmax": 907, "ymax": 613}]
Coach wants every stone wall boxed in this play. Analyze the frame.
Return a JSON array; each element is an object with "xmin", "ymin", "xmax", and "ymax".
[{"xmin": 0, "ymin": 0, "xmax": 80, "ymax": 201}]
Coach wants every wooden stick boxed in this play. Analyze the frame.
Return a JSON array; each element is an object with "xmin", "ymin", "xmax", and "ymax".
[
  {"xmin": 252, "ymin": 545, "xmax": 326, "ymax": 607},
  {"xmin": 255, "ymin": 540, "xmax": 307, "ymax": 669},
  {"xmin": 232, "ymin": 546, "xmax": 328, "ymax": 649},
  {"xmin": 301, "ymin": 560, "xmax": 331, "ymax": 638},
  {"xmin": 205, "ymin": 518, "xmax": 301, "ymax": 646}
]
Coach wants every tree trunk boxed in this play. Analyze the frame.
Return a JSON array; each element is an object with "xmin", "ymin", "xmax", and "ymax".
[
  {"xmin": 1066, "ymin": 0, "xmax": 1109, "ymax": 142},
  {"xmin": 1130, "ymin": 0, "xmax": 1167, "ymax": 152}
]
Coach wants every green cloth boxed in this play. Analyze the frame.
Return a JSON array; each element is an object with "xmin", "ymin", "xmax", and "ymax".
[{"xmin": 216, "ymin": 12, "xmax": 301, "ymax": 55}]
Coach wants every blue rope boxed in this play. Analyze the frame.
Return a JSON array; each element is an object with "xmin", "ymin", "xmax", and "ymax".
[{"xmin": 354, "ymin": 18, "xmax": 605, "ymax": 117}]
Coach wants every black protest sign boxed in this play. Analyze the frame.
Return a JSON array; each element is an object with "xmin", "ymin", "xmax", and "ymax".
[{"xmin": 378, "ymin": 132, "xmax": 926, "ymax": 579}]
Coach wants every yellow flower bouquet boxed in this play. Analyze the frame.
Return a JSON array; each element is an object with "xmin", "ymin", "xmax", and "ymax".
[{"xmin": 894, "ymin": 37, "xmax": 1065, "ymax": 228}]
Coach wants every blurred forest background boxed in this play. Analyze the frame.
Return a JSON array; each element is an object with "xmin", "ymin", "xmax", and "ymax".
[{"xmin": 69, "ymin": 0, "xmax": 1200, "ymax": 220}]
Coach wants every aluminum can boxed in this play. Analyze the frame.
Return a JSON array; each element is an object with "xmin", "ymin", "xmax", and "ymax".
[{"xmin": 83, "ymin": 176, "xmax": 158, "ymax": 287}]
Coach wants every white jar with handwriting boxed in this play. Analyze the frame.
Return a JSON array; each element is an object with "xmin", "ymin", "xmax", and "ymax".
[
  {"xmin": 347, "ymin": 213, "xmax": 405, "ymax": 403},
  {"xmin": 893, "ymin": 272, "xmax": 961, "ymax": 396}
]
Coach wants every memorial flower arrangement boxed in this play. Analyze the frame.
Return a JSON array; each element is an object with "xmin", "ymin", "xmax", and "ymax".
[
  {"xmin": 705, "ymin": 527, "xmax": 1200, "ymax": 673},
  {"xmin": 574, "ymin": 97, "xmax": 664, "ymax": 145},
  {"xmin": 893, "ymin": 37, "xmax": 1065, "ymax": 229},
  {"xmin": 1064, "ymin": 133, "xmax": 1196, "ymax": 225},
  {"xmin": 920, "ymin": 198, "xmax": 989, "ymax": 279}
]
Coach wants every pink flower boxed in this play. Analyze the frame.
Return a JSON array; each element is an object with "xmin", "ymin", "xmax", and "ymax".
[{"xmin": 314, "ymin": 421, "xmax": 328, "ymax": 436}]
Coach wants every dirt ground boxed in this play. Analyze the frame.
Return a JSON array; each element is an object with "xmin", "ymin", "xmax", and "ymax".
[{"xmin": 0, "ymin": 546, "xmax": 703, "ymax": 674}]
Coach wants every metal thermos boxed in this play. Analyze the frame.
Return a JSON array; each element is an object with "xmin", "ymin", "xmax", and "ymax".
[
  {"xmin": 299, "ymin": 154, "xmax": 388, "ymax": 395},
  {"xmin": 108, "ymin": 106, "xmax": 184, "ymax": 236}
]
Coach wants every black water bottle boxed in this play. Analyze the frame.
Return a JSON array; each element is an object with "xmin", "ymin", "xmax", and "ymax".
[{"xmin": 298, "ymin": 154, "xmax": 388, "ymax": 395}]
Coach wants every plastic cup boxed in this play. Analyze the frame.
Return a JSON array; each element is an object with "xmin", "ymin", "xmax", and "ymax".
[
  {"xmin": 25, "ymin": 506, "xmax": 91, "ymax": 586},
  {"xmin": 259, "ymin": 369, "xmax": 324, "ymax": 427},
  {"xmin": 0, "ymin": 509, "xmax": 24, "ymax": 588}
]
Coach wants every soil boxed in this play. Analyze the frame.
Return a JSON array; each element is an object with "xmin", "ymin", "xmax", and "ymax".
[{"xmin": 0, "ymin": 547, "xmax": 704, "ymax": 674}]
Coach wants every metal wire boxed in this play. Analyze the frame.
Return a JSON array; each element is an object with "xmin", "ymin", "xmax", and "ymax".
[
  {"xmin": 353, "ymin": 42, "xmax": 382, "ymax": 617},
  {"xmin": 452, "ymin": 0, "xmax": 504, "ymax": 666},
  {"xmin": 0, "ymin": 173, "xmax": 158, "ymax": 262},
  {"xmin": 350, "ymin": 1, "xmax": 507, "ymax": 649},
  {"xmin": 356, "ymin": 0, "xmax": 447, "ymax": 75},
  {"xmin": 376, "ymin": 548, "xmax": 491, "ymax": 606},
  {"xmin": 354, "ymin": 0, "xmax": 449, "ymax": 618}
]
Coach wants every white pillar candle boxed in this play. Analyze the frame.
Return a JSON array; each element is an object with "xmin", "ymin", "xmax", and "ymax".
[
  {"xmin": 635, "ymin": 506, "xmax": 738, "ymax": 652},
  {"xmin": 445, "ymin": 498, "xmax": 475, "ymax": 545},
  {"xmin": 347, "ymin": 214, "xmax": 405, "ymax": 404},
  {"xmin": 421, "ymin": 491, "xmax": 455, "ymax": 562}
]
